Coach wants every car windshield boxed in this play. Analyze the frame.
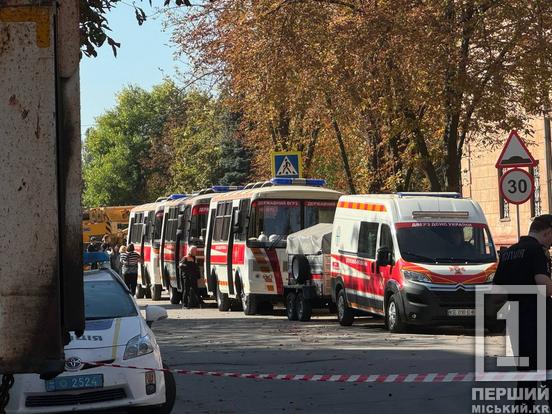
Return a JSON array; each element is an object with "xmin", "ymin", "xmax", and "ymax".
[
  {"xmin": 84, "ymin": 278, "xmax": 138, "ymax": 320},
  {"xmin": 396, "ymin": 223, "xmax": 497, "ymax": 264}
]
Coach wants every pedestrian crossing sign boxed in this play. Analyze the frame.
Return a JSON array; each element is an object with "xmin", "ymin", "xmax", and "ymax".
[{"xmin": 271, "ymin": 151, "xmax": 303, "ymax": 178}]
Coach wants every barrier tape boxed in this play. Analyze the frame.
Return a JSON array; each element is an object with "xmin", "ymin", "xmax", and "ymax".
[{"xmin": 87, "ymin": 362, "xmax": 552, "ymax": 383}]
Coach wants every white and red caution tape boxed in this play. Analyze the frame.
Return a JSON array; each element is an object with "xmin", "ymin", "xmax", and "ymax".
[{"xmin": 87, "ymin": 362, "xmax": 551, "ymax": 383}]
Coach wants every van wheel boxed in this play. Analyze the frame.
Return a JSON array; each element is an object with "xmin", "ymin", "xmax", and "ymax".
[
  {"xmin": 286, "ymin": 292, "xmax": 298, "ymax": 321},
  {"xmin": 135, "ymin": 285, "xmax": 145, "ymax": 299},
  {"xmin": 296, "ymin": 292, "xmax": 312, "ymax": 322},
  {"xmin": 386, "ymin": 294, "xmax": 406, "ymax": 333},
  {"xmin": 241, "ymin": 291, "xmax": 257, "ymax": 315},
  {"xmin": 337, "ymin": 289, "xmax": 354, "ymax": 326},
  {"xmin": 216, "ymin": 286, "xmax": 231, "ymax": 311},
  {"xmin": 169, "ymin": 287, "xmax": 182, "ymax": 305},
  {"xmin": 151, "ymin": 284, "xmax": 162, "ymax": 301}
]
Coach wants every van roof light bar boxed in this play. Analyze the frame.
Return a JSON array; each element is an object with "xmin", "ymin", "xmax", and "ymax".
[
  {"xmin": 270, "ymin": 178, "xmax": 326, "ymax": 187},
  {"xmin": 396, "ymin": 192, "xmax": 462, "ymax": 199},
  {"xmin": 167, "ymin": 193, "xmax": 187, "ymax": 201},
  {"xmin": 412, "ymin": 211, "xmax": 470, "ymax": 219},
  {"xmin": 211, "ymin": 185, "xmax": 244, "ymax": 193}
]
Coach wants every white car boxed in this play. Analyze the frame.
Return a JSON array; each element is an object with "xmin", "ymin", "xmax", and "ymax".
[{"xmin": 7, "ymin": 269, "xmax": 176, "ymax": 413}]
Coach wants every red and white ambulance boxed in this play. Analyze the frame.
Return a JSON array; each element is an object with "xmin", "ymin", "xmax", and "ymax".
[
  {"xmin": 204, "ymin": 178, "xmax": 342, "ymax": 314},
  {"xmin": 330, "ymin": 193, "xmax": 498, "ymax": 331},
  {"xmin": 128, "ymin": 195, "xmax": 186, "ymax": 300},
  {"xmin": 159, "ymin": 187, "xmax": 242, "ymax": 304}
]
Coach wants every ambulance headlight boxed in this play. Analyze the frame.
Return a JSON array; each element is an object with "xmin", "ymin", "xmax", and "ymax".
[
  {"xmin": 402, "ymin": 270, "xmax": 431, "ymax": 283},
  {"xmin": 485, "ymin": 272, "xmax": 495, "ymax": 283},
  {"xmin": 124, "ymin": 335, "xmax": 155, "ymax": 360}
]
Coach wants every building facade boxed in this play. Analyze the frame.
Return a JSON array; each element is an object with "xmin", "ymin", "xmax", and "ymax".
[{"xmin": 461, "ymin": 117, "xmax": 552, "ymax": 248}]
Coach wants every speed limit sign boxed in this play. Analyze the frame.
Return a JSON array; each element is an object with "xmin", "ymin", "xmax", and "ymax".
[{"xmin": 499, "ymin": 168, "xmax": 534, "ymax": 205}]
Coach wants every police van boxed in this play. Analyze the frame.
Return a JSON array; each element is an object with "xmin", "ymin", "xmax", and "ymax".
[{"xmin": 330, "ymin": 192, "xmax": 498, "ymax": 331}]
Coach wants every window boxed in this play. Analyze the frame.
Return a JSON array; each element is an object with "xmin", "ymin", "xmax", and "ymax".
[
  {"xmin": 304, "ymin": 201, "xmax": 337, "ymax": 228},
  {"xmin": 213, "ymin": 201, "xmax": 233, "ymax": 242},
  {"xmin": 379, "ymin": 224, "xmax": 394, "ymax": 252},
  {"xmin": 498, "ymin": 168, "xmax": 510, "ymax": 219},
  {"xmin": 130, "ymin": 213, "xmax": 144, "ymax": 244},
  {"xmin": 84, "ymin": 278, "xmax": 138, "ymax": 320},
  {"xmin": 164, "ymin": 207, "xmax": 179, "ymax": 243},
  {"xmin": 189, "ymin": 204, "xmax": 209, "ymax": 244},
  {"xmin": 248, "ymin": 200, "xmax": 301, "ymax": 240},
  {"xmin": 235, "ymin": 199, "xmax": 251, "ymax": 241},
  {"xmin": 357, "ymin": 222, "xmax": 379, "ymax": 258},
  {"xmin": 145, "ymin": 211, "xmax": 154, "ymax": 243},
  {"xmin": 153, "ymin": 210, "xmax": 164, "ymax": 241},
  {"xmin": 396, "ymin": 223, "xmax": 496, "ymax": 264}
]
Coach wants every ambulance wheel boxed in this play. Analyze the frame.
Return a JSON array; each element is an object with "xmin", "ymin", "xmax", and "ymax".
[
  {"xmin": 216, "ymin": 286, "xmax": 231, "ymax": 311},
  {"xmin": 296, "ymin": 292, "xmax": 312, "ymax": 322},
  {"xmin": 136, "ymin": 285, "xmax": 145, "ymax": 299},
  {"xmin": 152, "ymin": 284, "xmax": 162, "ymax": 301},
  {"xmin": 241, "ymin": 292, "xmax": 257, "ymax": 316},
  {"xmin": 169, "ymin": 287, "xmax": 182, "ymax": 305},
  {"xmin": 386, "ymin": 294, "xmax": 406, "ymax": 333},
  {"xmin": 286, "ymin": 292, "xmax": 298, "ymax": 321},
  {"xmin": 337, "ymin": 289, "xmax": 354, "ymax": 326}
]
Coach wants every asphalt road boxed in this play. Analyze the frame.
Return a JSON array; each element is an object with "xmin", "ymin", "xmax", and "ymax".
[{"xmin": 135, "ymin": 297, "xmax": 513, "ymax": 414}]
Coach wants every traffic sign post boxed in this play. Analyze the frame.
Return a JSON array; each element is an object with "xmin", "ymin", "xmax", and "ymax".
[
  {"xmin": 271, "ymin": 151, "xmax": 303, "ymax": 178},
  {"xmin": 499, "ymin": 169, "xmax": 535, "ymax": 238},
  {"xmin": 496, "ymin": 131, "xmax": 536, "ymax": 240}
]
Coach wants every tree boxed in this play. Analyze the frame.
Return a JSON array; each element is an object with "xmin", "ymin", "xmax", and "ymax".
[
  {"xmin": 169, "ymin": 0, "xmax": 552, "ymax": 193},
  {"xmin": 82, "ymin": 80, "xmax": 187, "ymax": 206},
  {"xmin": 80, "ymin": 0, "xmax": 192, "ymax": 57}
]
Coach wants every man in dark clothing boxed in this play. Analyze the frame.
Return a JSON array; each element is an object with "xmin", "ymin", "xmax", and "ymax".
[
  {"xmin": 493, "ymin": 214, "xmax": 552, "ymax": 408},
  {"xmin": 179, "ymin": 246, "xmax": 204, "ymax": 309},
  {"xmin": 87, "ymin": 236, "xmax": 100, "ymax": 253}
]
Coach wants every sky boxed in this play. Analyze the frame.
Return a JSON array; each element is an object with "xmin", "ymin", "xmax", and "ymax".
[{"xmin": 80, "ymin": 4, "xmax": 182, "ymax": 136}]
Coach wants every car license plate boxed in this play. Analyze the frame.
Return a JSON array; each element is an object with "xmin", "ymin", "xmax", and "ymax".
[
  {"xmin": 45, "ymin": 374, "xmax": 103, "ymax": 392},
  {"xmin": 447, "ymin": 308, "xmax": 475, "ymax": 317}
]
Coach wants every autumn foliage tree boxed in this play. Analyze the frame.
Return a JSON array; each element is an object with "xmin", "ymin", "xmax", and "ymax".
[{"xmin": 168, "ymin": 0, "xmax": 552, "ymax": 193}]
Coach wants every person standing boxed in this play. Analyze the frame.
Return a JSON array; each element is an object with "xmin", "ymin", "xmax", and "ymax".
[
  {"xmin": 493, "ymin": 214, "xmax": 552, "ymax": 409},
  {"xmin": 179, "ymin": 246, "xmax": 203, "ymax": 308},
  {"xmin": 110, "ymin": 245, "xmax": 121, "ymax": 274},
  {"xmin": 121, "ymin": 243, "xmax": 141, "ymax": 296}
]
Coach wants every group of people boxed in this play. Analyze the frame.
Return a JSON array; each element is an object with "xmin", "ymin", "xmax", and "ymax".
[{"xmin": 86, "ymin": 234, "xmax": 203, "ymax": 307}]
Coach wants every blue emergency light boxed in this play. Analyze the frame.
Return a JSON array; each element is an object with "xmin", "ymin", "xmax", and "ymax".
[
  {"xmin": 211, "ymin": 185, "xmax": 244, "ymax": 192},
  {"xmin": 167, "ymin": 193, "xmax": 187, "ymax": 200},
  {"xmin": 270, "ymin": 178, "xmax": 326, "ymax": 187}
]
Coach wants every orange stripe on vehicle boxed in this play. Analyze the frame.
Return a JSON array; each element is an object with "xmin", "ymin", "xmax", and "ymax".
[
  {"xmin": 217, "ymin": 280, "xmax": 228, "ymax": 286},
  {"xmin": 338, "ymin": 201, "xmax": 386, "ymax": 212}
]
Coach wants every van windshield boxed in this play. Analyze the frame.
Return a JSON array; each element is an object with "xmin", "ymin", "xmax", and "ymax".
[{"xmin": 396, "ymin": 223, "xmax": 496, "ymax": 264}]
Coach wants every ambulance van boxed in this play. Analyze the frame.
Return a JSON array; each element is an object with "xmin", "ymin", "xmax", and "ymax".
[{"xmin": 331, "ymin": 193, "xmax": 497, "ymax": 331}]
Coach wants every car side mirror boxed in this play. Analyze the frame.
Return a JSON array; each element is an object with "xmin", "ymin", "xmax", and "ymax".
[
  {"xmin": 376, "ymin": 247, "xmax": 392, "ymax": 267},
  {"xmin": 145, "ymin": 305, "xmax": 168, "ymax": 327}
]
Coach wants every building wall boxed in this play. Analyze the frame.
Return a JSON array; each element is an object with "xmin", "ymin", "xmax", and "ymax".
[{"xmin": 461, "ymin": 118, "xmax": 550, "ymax": 248}]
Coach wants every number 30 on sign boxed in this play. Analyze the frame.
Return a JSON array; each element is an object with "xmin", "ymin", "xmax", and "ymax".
[{"xmin": 499, "ymin": 168, "xmax": 534, "ymax": 205}]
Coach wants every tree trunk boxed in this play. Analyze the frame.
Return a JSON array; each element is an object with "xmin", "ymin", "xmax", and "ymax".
[{"xmin": 326, "ymin": 95, "xmax": 356, "ymax": 193}]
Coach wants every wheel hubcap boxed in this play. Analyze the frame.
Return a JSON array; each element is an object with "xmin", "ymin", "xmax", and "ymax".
[{"xmin": 388, "ymin": 302, "xmax": 397, "ymax": 328}]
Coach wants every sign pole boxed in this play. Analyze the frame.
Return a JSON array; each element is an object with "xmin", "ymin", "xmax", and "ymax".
[{"xmin": 516, "ymin": 204, "xmax": 521, "ymax": 240}]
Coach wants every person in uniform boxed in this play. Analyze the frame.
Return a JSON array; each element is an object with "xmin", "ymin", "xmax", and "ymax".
[{"xmin": 493, "ymin": 214, "xmax": 552, "ymax": 408}]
